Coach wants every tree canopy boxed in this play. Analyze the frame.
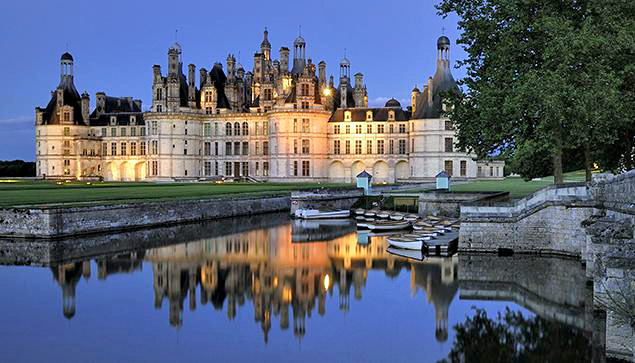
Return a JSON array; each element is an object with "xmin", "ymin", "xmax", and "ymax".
[
  {"xmin": 436, "ymin": 0, "xmax": 635, "ymax": 183},
  {"xmin": 0, "ymin": 160, "xmax": 35, "ymax": 177}
]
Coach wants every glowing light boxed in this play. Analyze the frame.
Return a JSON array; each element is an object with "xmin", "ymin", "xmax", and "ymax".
[
  {"xmin": 323, "ymin": 274, "xmax": 330, "ymax": 290},
  {"xmin": 323, "ymin": 88, "xmax": 331, "ymax": 96},
  {"xmin": 273, "ymin": 276, "xmax": 279, "ymax": 288}
]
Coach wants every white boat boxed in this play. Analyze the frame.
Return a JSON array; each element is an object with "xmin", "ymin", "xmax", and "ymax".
[
  {"xmin": 295, "ymin": 209, "xmax": 350, "ymax": 219},
  {"xmin": 404, "ymin": 215, "xmax": 419, "ymax": 222},
  {"xmin": 387, "ymin": 237, "xmax": 425, "ymax": 250},
  {"xmin": 376, "ymin": 211, "xmax": 390, "ymax": 219},
  {"xmin": 366, "ymin": 220, "xmax": 411, "ymax": 231},
  {"xmin": 389, "ymin": 213, "xmax": 405, "ymax": 221},
  {"xmin": 364, "ymin": 217, "xmax": 376, "ymax": 222},
  {"xmin": 387, "ymin": 247, "xmax": 424, "ymax": 261},
  {"xmin": 401, "ymin": 234, "xmax": 433, "ymax": 241},
  {"xmin": 354, "ymin": 208, "xmax": 366, "ymax": 215},
  {"xmin": 356, "ymin": 221, "xmax": 370, "ymax": 229},
  {"xmin": 364, "ymin": 210, "xmax": 376, "ymax": 217},
  {"xmin": 355, "ymin": 216, "xmax": 365, "ymax": 221}
]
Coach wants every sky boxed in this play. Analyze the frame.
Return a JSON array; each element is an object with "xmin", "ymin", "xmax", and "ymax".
[{"xmin": 0, "ymin": 0, "xmax": 466, "ymax": 161}]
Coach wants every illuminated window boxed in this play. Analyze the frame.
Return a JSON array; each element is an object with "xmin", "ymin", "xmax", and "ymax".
[
  {"xmin": 242, "ymin": 122, "xmax": 249, "ymax": 135},
  {"xmin": 345, "ymin": 140, "xmax": 351, "ymax": 154},
  {"xmin": 377, "ymin": 140, "xmax": 385, "ymax": 154},
  {"xmin": 355, "ymin": 140, "xmax": 362, "ymax": 154},
  {"xmin": 367, "ymin": 140, "xmax": 372, "ymax": 154},
  {"xmin": 140, "ymin": 142, "xmax": 146, "ymax": 155},
  {"xmin": 355, "ymin": 124, "xmax": 362, "ymax": 134},
  {"xmin": 345, "ymin": 111, "xmax": 351, "ymax": 121},
  {"xmin": 130, "ymin": 142, "xmax": 136, "ymax": 156},
  {"xmin": 399, "ymin": 124, "xmax": 406, "ymax": 133},
  {"xmin": 333, "ymin": 140, "xmax": 340, "ymax": 154},
  {"xmin": 334, "ymin": 125, "xmax": 340, "ymax": 134},
  {"xmin": 63, "ymin": 127, "xmax": 70, "ymax": 136},
  {"xmin": 377, "ymin": 124, "xmax": 384, "ymax": 133},
  {"xmin": 111, "ymin": 142, "xmax": 117, "ymax": 156},
  {"xmin": 121, "ymin": 142, "xmax": 127, "ymax": 156}
]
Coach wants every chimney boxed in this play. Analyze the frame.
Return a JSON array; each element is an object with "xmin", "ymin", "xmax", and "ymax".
[
  {"xmin": 279, "ymin": 47, "xmax": 289, "ymax": 73},
  {"xmin": 428, "ymin": 77, "xmax": 433, "ymax": 104},
  {"xmin": 318, "ymin": 61, "xmax": 326, "ymax": 86},
  {"xmin": 152, "ymin": 65, "xmax": 161, "ymax": 83},
  {"xmin": 96, "ymin": 92, "xmax": 106, "ymax": 116},
  {"xmin": 199, "ymin": 68, "xmax": 207, "ymax": 88},
  {"xmin": 81, "ymin": 92, "xmax": 90, "ymax": 122}
]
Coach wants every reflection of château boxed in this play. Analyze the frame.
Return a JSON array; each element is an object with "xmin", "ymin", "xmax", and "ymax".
[
  {"xmin": 144, "ymin": 224, "xmax": 458, "ymax": 342},
  {"xmin": 47, "ymin": 223, "xmax": 458, "ymax": 342}
]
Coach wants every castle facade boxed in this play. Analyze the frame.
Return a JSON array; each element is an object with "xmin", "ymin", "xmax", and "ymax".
[{"xmin": 35, "ymin": 30, "xmax": 504, "ymax": 182}]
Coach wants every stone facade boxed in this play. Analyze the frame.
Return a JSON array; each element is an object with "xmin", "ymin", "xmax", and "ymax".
[{"xmin": 35, "ymin": 31, "xmax": 504, "ymax": 183}]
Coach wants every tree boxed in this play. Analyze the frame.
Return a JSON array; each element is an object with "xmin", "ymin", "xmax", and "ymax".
[
  {"xmin": 437, "ymin": 0, "xmax": 635, "ymax": 183},
  {"xmin": 0, "ymin": 160, "xmax": 35, "ymax": 177},
  {"xmin": 437, "ymin": 308, "xmax": 591, "ymax": 363}
]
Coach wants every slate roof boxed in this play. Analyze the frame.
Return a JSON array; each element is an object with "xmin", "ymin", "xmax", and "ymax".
[
  {"xmin": 89, "ymin": 96, "xmax": 144, "ymax": 126},
  {"xmin": 40, "ymin": 76, "xmax": 85, "ymax": 126},
  {"xmin": 329, "ymin": 107, "xmax": 411, "ymax": 122},
  {"xmin": 357, "ymin": 170, "xmax": 372, "ymax": 179}
]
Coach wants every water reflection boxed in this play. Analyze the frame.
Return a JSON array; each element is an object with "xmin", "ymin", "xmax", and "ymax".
[
  {"xmin": 45, "ymin": 220, "xmax": 459, "ymax": 343},
  {"xmin": 3, "ymin": 214, "xmax": 596, "ymax": 361}
]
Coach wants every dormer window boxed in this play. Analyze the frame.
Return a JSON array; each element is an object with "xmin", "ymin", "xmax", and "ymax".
[
  {"xmin": 366, "ymin": 111, "xmax": 372, "ymax": 121},
  {"xmin": 345, "ymin": 111, "xmax": 351, "ymax": 121},
  {"xmin": 388, "ymin": 111, "xmax": 395, "ymax": 121},
  {"xmin": 110, "ymin": 116, "xmax": 116, "ymax": 125},
  {"xmin": 130, "ymin": 116, "xmax": 136, "ymax": 125}
]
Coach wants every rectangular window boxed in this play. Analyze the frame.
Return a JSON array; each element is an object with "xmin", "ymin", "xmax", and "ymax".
[
  {"xmin": 263, "ymin": 121, "xmax": 269, "ymax": 135},
  {"xmin": 399, "ymin": 124, "xmax": 406, "ymax": 133},
  {"xmin": 445, "ymin": 121, "xmax": 453, "ymax": 130},
  {"xmin": 130, "ymin": 142, "xmax": 137, "ymax": 156},
  {"xmin": 293, "ymin": 119, "xmax": 298, "ymax": 133},
  {"xmin": 140, "ymin": 127, "xmax": 146, "ymax": 136},
  {"xmin": 63, "ymin": 127, "xmax": 70, "ymax": 136},
  {"xmin": 242, "ymin": 162, "xmax": 249, "ymax": 176},
  {"xmin": 377, "ymin": 124, "xmax": 384, "ymax": 133},
  {"xmin": 293, "ymin": 161, "xmax": 298, "ymax": 176},
  {"xmin": 151, "ymin": 140, "xmax": 158, "ymax": 155},
  {"xmin": 334, "ymin": 125, "xmax": 340, "ymax": 134},
  {"xmin": 204, "ymin": 123, "xmax": 211, "ymax": 136},
  {"xmin": 204, "ymin": 161, "xmax": 211, "ymax": 176},
  {"xmin": 263, "ymin": 162, "xmax": 269, "ymax": 176},
  {"xmin": 140, "ymin": 142, "xmax": 146, "ymax": 155},
  {"xmin": 302, "ymin": 161, "xmax": 310, "ymax": 176},
  {"xmin": 445, "ymin": 160, "xmax": 454, "ymax": 176},
  {"xmin": 102, "ymin": 142, "xmax": 107, "ymax": 156},
  {"xmin": 214, "ymin": 142, "xmax": 218, "ymax": 156},
  {"xmin": 111, "ymin": 128, "xmax": 116, "ymax": 137},
  {"xmin": 225, "ymin": 162, "xmax": 232, "ymax": 176},
  {"xmin": 183, "ymin": 148, "xmax": 187, "ymax": 155},
  {"xmin": 204, "ymin": 142, "xmax": 211, "ymax": 156},
  {"xmin": 111, "ymin": 142, "xmax": 117, "ymax": 156},
  {"xmin": 367, "ymin": 124, "xmax": 372, "ymax": 134},
  {"xmin": 215, "ymin": 161, "xmax": 219, "ymax": 175},
  {"xmin": 345, "ymin": 125, "xmax": 350, "ymax": 134},
  {"xmin": 302, "ymin": 139, "xmax": 310, "ymax": 154},
  {"xmin": 355, "ymin": 124, "xmax": 362, "ymax": 134},
  {"xmin": 302, "ymin": 119, "xmax": 310, "ymax": 133},
  {"xmin": 355, "ymin": 140, "xmax": 362, "ymax": 154},
  {"xmin": 101, "ymin": 128, "xmax": 107, "ymax": 137},
  {"xmin": 121, "ymin": 142, "xmax": 127, "ymax": 156},
  {"xmin": 334, "ymin": 140, "xmax": 340, "ymax": 155},
  {"xmin": 242, "ymin": 142, "xmax": 249, "ymax": 155},
  {"xmin": 445, "ymin": 138, "xmax": 454, "ymax": 152},
  {"xmin": 293, "ymin": 139, "xmax": 298, "ymax": 154},
  {"xmin": 151, "ymin": 121, "xmax": 158, "ymax": 135},
  {"xmin": 121, "ymin": 128, "xmax": 127, "ymax": 137},
  {"xmin": 255, "ymin": 142, "xmax": 260, "ymax": 155},
  {"xmin": 234, "ymin": 142, "xmax": 240, "ymax": 156},
  {"xmin": 377, "ymin": 140, "xmax": 385, "ymax": 154},
  {"xmin": 398, "ymin": 139, "xmax": 406, "ymax": 154},
  {"xmin": 345, "ymin": 140, "xmax": 351, "ymax": 154},
  {"xmin": 460, "ymin": 160, "xmax": 467, "ymax": 176},
  {"xmin": 152, "ymin": 161, "xmax": 159, "ymax": 176},
  {"xmin": 130, "ymin": 127, "xmax": 137, "ymax": 137},
  {"xmin": 263, "ymin": 141, "xmax": 269, "ymax": 155},
  {"xmin": 389, "ymin": 140, "xmax": 394, "ymax": 154},
  {"xmin": 225, "ymin": 142, "xmax": 232, "ymax": 155},
  {"xmin": 366, "ymin": 140, "xmax": 372, "ymax": 154}
]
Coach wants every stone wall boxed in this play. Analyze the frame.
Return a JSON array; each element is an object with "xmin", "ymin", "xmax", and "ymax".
[
  {"xmin": 290, "ymin": 188, "xmax": 363, "ymax": 216},
  {"xmin": 418, "ymin": 191, "xmax": 509, "ymax": 218},
  {"xmin": 0, "ymin": 195, "xmax": 290, "ymax": 238}
]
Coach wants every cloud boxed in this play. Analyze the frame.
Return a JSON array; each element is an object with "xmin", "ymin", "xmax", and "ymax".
[
  {"xmin": 368, "ymin": 97, "xmax": 409, "ymax": 108},
  {"xmin": 0, "ymin": 116, "xmax": 34, "ymax": 125}
]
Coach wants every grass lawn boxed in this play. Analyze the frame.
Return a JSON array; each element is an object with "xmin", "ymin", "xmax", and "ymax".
[
  {"xmin": 397, "ymin": 170, "xmax": 590, "ymax": 199},
  {"xmin": 0, "ymin": 180, "xmax": 353, "ymax": 208}
]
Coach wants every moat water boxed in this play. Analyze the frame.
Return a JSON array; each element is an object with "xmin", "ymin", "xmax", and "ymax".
[{"xmin": 0, "ymin": 213, "xmax": 595, "ymax": 362}]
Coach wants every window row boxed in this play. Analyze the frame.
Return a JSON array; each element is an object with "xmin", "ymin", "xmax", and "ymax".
[
  {"xmin": 333, "ymin": 123, "xmax": 407, "ymax": 135},
  {"xmin": 333, "ymin": 139, "xmax": 408, "ymax": 155},
  {"xmin": 104, "ymin": 142, "xmax": 148, "ymax": 156},
  {"xmin": 100, "ymin": 126, "xmax": 147, "ymax": 138}
]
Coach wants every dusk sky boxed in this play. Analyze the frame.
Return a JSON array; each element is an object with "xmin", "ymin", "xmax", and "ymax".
[{"xmin": 0, "ymin": 0, "xmax": 465, "ymax": 161}]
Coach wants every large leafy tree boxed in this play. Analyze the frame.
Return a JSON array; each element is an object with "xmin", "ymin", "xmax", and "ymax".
[{"xmin": 437, "ymin": 0, "xmax": 635, "ymax": 183}]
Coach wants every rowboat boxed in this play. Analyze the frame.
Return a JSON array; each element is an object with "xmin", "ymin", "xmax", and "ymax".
[
  {"xmin": 387, "ymin": 236, "xmax": 426, "ymax": 250},
  {"xmin": 354, "ymin": 208, "xmax": 366, "ymax": 216},
  {"xmin": 295, "ymin": 209, "xmax": 350, "ymax": 219},
  {"xmin": 376, "ymin": 211, "xmax": 390, "ymax": 219},
  {"xmin": 366, "ymin": 220, "xmax": 411, "ymax": 231},
  {"xmin": 404, "ymin": 214, "xmax": 419, "ymax": 222},
  {"xmin": 389, "ymin": 212, "xmax": 405, "ymax": 221},
  {"xmin": 364, "ymin": 210, "xmax": 376, "ymax": 217},
  {"xmin": 355, "ymin": 216, "xmax": 365, "ymax": 221},
  {"xmin": 387, "ymin": 247, "xmax": 424, "ymax": 261},
  {"xmin": 401, "ymin": 234, "xmax": 433, "ymax": 241}
]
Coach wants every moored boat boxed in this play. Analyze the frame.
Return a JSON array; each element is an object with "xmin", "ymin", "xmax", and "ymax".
[
  {"xmin": 295, "ymin": 209, "xmax": 351, "ymax": 219},
  {"xmin": 354, "ymin": 208, "xmax": 366, "ymax": 216},
  {"xmin": 376, "ymin": 211, "xmax": 390, "ymax": 219},
  {"xmin": 386, "ymin": 236, "xmax": 425, "ymax": 250},
  {"xmin": 387, "ymin": 247, "xmax": 424, "ymax": 261},
  {"xmin": 404, "ymin": 214, "xmax": 419, "ymax": 222},
  {"xmin": 364, "ymin": 210, "xmax": 376, "ymax": 217},
  {"xmin": 366, "ymin": 220, "xmax": 411, "ymax": 231},
  {"xmin": 389, "ymin": 212, "xmax": 405, "ymax": 221}
]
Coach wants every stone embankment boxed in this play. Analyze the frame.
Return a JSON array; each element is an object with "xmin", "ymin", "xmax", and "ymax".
[{"xmin": 0, "ymin": 195, "xmax": 290, "ymax": 238}]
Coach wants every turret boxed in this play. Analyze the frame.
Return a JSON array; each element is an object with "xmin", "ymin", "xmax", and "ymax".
[
  {"xmin": 280, "ymin": 47, "xmax": 289, "ymax": 73},
  {"xmin": 339, "ymin": 57, "xmax": 350, "ymax": 81},
  {"xmin": 260, "ymin": 28, "xmax": 271, "ymax": 61},
  {"xmin": 167, "ymin": 42, "xmax": 182, "ymax": 79},
  {"xmin": 199, "ymin": 67, "xmax": 208, "ymax": 88},
  {"xmin": 152, "ymin": 65, "xmax": 162, "ymax": 83},
  {"xmin": 81, "ymin": 92, "xmax": 90, "ymax": 122},
  {"xmin": 292, "ymin": 35, "xmax": 306, "ymax": 75},
  {"xmin": 227, "ymin": 54, "xmax": 236, "ymax": 79},
  {"xmin": 353, "ymin": 73, "xmax": 365, "ymax": 108},
  {"xmin": 60, "ymin": 52, "xmax": 74, "ymax": 82}
]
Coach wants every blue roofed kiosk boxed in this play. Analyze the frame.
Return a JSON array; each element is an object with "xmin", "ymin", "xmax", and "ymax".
[
  {"xmin": 436, "ymin": 171, "xmax": 450, "ymax": 190},
  {"xmin": 356, "ymin": 170, "xmax": 372, "ymax": 195}
]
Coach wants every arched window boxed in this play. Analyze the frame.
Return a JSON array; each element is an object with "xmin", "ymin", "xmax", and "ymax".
[
  {"xmin": 234, "ymin": 122, "xmax": 241, "ymax": 136},
  {"xmin": 242, "ymin": 122, "xmax": 249, "ymax": 135},
  {"xmin": 225, "ymin": 122, "xmax": 232, "ymax": 136}
]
